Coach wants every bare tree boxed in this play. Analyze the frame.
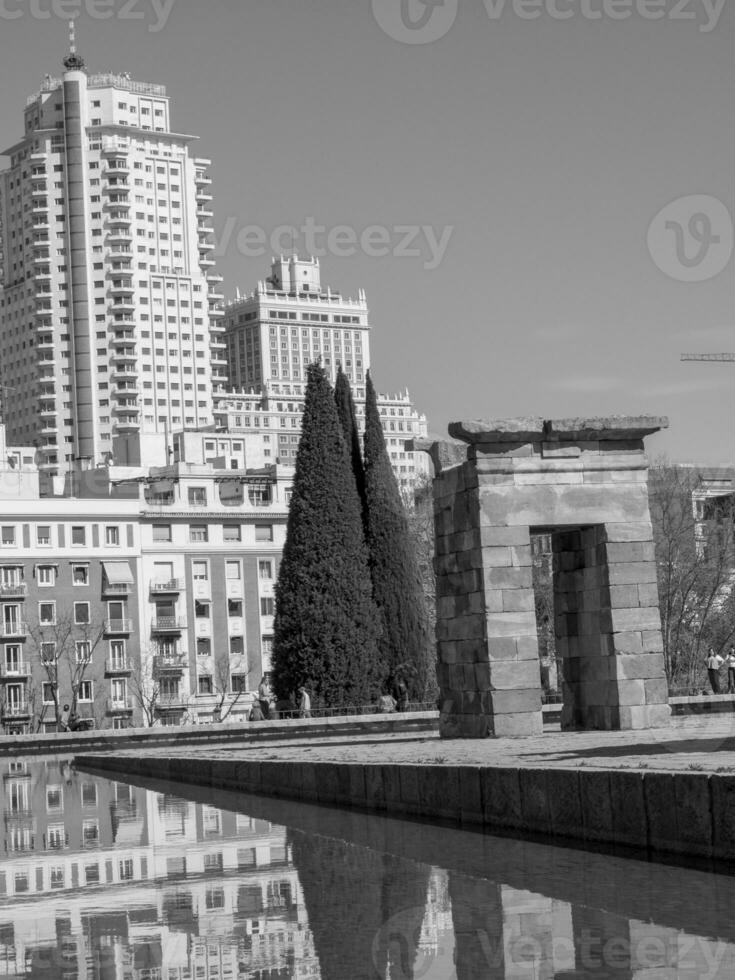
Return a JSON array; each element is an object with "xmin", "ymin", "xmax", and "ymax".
[
  {"xmin": 26, "ymin": 611, "xmax": 105, "ymax": 730},
  {"xmin": 649, "ymin": 462, "xmax": 735, "ymax": 692},
  {"xmin": 128, "ymin": 645, "xmax": 161, "ymax": 727},
  {"xmin": 211, "ymin": 656, "xmax": 248, "ymax": 722}
]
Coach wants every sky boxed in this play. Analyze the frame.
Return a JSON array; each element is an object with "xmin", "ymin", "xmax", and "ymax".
[{"xmin": 2, "ymin": 0, "xmax": 735, "ymax": 463}]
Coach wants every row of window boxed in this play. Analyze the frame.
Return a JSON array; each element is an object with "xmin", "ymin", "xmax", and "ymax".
[
  {"xmin": 0, "ymin": 525, "xmax": 122, "ymax": 547},
  {"xmin": 151, "ymin": 524, "xmax": 274, "ymax": 543}
]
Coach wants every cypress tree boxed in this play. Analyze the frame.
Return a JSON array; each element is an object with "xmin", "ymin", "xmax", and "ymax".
[
  {"xmin": 334, "ymin": 366, "xmax": 367, "ymax": 522},
  {"xmin": 363, "ymin": 370, "xmax": 434, "ymax": 699},
  {"xmin": 272, "ymin": 362, "xmax": 382, "ymax": 708}
]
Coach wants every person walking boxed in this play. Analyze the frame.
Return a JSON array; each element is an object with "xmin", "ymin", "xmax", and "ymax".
[
  {"xmin": 298, "ymin": 686, "xmax": 311, "ymax": 719},
  {"xmin": 727, "ymin": 646, "xmax": 735, "ymax": 694},
  {"xmin": 706, "ymin": 647, "xmax": 723, "ymax": 694},
  {"xmin": 257, "ymin": 674, "xmax": 272, "ymax": 720}
]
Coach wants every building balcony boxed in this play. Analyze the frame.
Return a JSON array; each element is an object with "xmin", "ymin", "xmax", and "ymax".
[
  {"xmin": 111, "ymin": 385, "xmax": 137, "ymax": 399},
  {"xmin": 152, "ymin": 653, "xmax": 186, "ymax": 676},
  {"xmin": 32, "ymin": 234, "xmax": 50, "ymax": 248},
  {"xmin": 195, "ymin": 171, "xmax": 212, "ymax": 185},
  {"xmin": 104, "ymin": 618, "xmax": 133, "ymax": 634},
  {"xmin": 110, "ymin": 282, "xmax": 134, "ymax": 296},
  {"xmin": 113, "ymin": 418, "xmax": 140, "ymax": 433},
  {"xmin": 197, "ymin": 207, "xmax": 214, "ymax": 219},
  {"xmin": 1, "ymin": 701, "xmax": 30, "ymax": 720},
  {"xmin": 112, "ymin": 349, "xmax": 137, "ymax": 365},
  {"xmin": 106, "ymin": 230, "xmax": 133, "ymax": 244},
  {"xmin": 32, "ymin": 250, "xmax": 50, "ymax": 263},
  {"xmin": 206, "ymin": 272, "xmax": 224, "ymax": 283},
  {"xmin": 149, "ymin": 578, "xmax": 182, "ymax": 594},
  {"xmin": 31, "ymin": 200, "xmax": 48, "ymax": 214},
  {"xmin": 199, "ymin": 257, "xmax": 216, "ymax": 268},
  {"xmin": 102, "ymin": 581, "xmax": 132, "ymax": 597},
  {"xmin": 107, "ymin": 215, "xmax": 132, "ymax": 229},
  {"xmin": 107, "ymin": 244, "xmax": 133, "ymax": 259},
  {"xmin": 105, "ymin": 657, "xmax": 132, "ymax": 675},
  {"xmin": 39, "ymin": 424, "xmax": 58, "ymax": 436},
  {"xmin": 31, "ymin": 184, "xmax": 47, "ymax": 197},
  {"xmin": 196, "ymin": 192, "xmax": 214, "ymax": 204},
  {"xmin": 111, "ymin": 367, "xmax": 138, "ymax": 381},
  {"xmin": 156, "ymin": 693, "xmax": 187, "ymax": 711},
  {"xmin": 1, "ymin": 622, "xmax": 27, "ymax": 639},
  {"xmin": 106, "ymin": 697, "xmax": 134, "ymax": 713},
  {"xmin": 110, "ymin": 299, "xmax": 136, "ymax": 313},
  {"xmin": 209, "ymin": 322, "xmax": 226, "ymax": 333},
  {"xmin": 151, "ymin": 616, "xmax": 186, "ymax": 633},
  {"xmin": 0, "ymin": 584, "xmax": 27, "ymax": 599},
  {"xmin": 0, "ymin": 659, "xmax": 29, "ymax": 679},
  {"xmin": 208, "ymin": 289, "xmax": 224, "ymax": 301}
]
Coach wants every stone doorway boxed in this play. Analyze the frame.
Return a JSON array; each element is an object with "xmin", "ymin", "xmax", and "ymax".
[{"xmin": 421, "ymin": 417, "xmax": 671, "ymax": 739}]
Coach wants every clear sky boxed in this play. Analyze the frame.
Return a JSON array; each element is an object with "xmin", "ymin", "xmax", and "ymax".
[{"xmin": 3, "ymin": 0, "xmax": 735, "ymax": 462}]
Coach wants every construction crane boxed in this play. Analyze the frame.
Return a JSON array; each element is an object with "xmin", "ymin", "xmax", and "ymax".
[{"xmin": 681, "ymin": 353, "xmax": 735, "ymax": 362}]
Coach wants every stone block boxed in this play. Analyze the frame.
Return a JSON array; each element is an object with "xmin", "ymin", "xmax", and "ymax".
[
  {"xmin": 398, "ymin": 765, "xmax": 420, "ymax": 812},
  {"xmin": 381, "ymin": 765, "xmax": 403, "ymax": 810},
  {"xmin": 502, "ymin": 589, "xmax": 535, "ymax": 613},
  {"xmin": 458, "ymin": 766, "xmax": 484, "ymax": 824},
  {"xmin": 608, "ymin": 585, "xmax": 640, "ymax": 608},
  {"xmin": 485, "ymin": 589, "xmax": 504, "ymax": 613},
  {"xmin": 643, "ymin": 772, "xmax": 678, "ymax": 854},
  {"xmin": 609, "ymin": 607, "xmax": 662, "ymax": 632},
  {"xmin": 493, "ymin": 711, "xmax": 543, "ymax": 736},
  {"xmin": 518, "ymin": 768, "xmax": 551, "ymax": 833},
  {"xmin": 606, "ymin": 541, "xmax": 656, "ymax": 563},
  {"xmin": 301, "ymin": 764, "xmax": 317, "ymax": 801},
  {"xmin": 711, "ymin": 776, "xmax": 735, "ymax": 861},
  {"xmin": 673, "ymin": 773, "xmax": 712, "ymax": 858},
  {"xmin": 364, "ymin": 765, "xmax": 386, "ymax": 810},
  {"xmin": 485, "ymin": 611, "xmax": 537, "ymax": 638},
  {"xmin": 474, "ymin": 662, "xmax": 491, "ymax": 689},
  {"xmin": 482, "ymin": 545, "xmax": 513, "ymax": 567},
  {"xmin": 348, "ymin": 764, "xmax": 367, "ymax": 807},
  {"xmin": 510, "ymin": 545, "xmax": 532, "ymax": 566},
  {"xmin": 484, "ymin": 566, "xmax": 533, "ymax": 590},
  {"xmin": 607, "ymin": 562, "xmax": 658, "ymax": 586},
  {"xmin": 602, "ymin": 521, "xmax": 654, "ymax": 542},
  {"xmin": 641, "ymin": 629, "xmax": 665, "ymax": 652},
  {"xmin": 418, "ymin": 765, "xmax": 460, "ymax": 819},
  {"xmin": 617, "ymin": 703, "xmax": 671, "ymax": 729},
  {"xmin": 489, "ymin": 659, "xmax": 541, "ymax": 690},
  {"xmin": 644, "ymin": 677, "xmax": 669, "ymax": 704},
  {"xmin": 609, "ymin": 770, "xmax": 646, "ymax": 847},
  {"xmin": 637, "ymin": 583, "xmax": 660, "ymax": 606},
  {"xmin": 614, "ymin": 679, "xmax": 646, "ymax": 706},
  {"xmin": 579, "ymin": 770, "xmax": 613, "ymax": 843},
  {"xmin": 609, "ymin": 632, "xmax": 645, "ymax": 656},
  {"xmin": 489, "ymin": 689, "xmax": 542, "ymax": 714},
  {"xmin": 516, "ymin": 636, "xmax": 541, "ymax": 661},
  {"xmin": 480, "ymin": 525, "xmax": 532, "ymax": 547},
  {"xmin": 481, "ymin": 767, "xmax": 523, "ymax": 829},
  {"xmin": 487, "ymin": 637, "xmax": 519, "ymax": 661},
  {"xmin": 546, "ymin": 769, "xmax": 584, "ymax": 840}
]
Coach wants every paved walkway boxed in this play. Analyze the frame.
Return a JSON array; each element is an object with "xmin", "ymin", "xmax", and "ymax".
[{"xmin": 106, "ymin": 714, "xmax": 735, "ymax": 774}]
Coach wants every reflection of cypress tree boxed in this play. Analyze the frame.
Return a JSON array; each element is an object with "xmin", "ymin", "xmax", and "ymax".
[
  {"xmin": 290, "ymin": 829, "xmax": 430, "ymax": 980},
  {"xmin": 448, "ymin": 871, "xmax": 506, "ymax": 980}
]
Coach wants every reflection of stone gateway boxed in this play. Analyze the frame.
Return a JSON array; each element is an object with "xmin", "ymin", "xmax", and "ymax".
[{"xmin": 419, "ymin": 417, "xmax": 671, "ymax": 739}]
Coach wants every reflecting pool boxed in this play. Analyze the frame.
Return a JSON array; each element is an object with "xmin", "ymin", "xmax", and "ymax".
[{"xmin": 1, "ymin": 756, "xmax": 735, "ymax": 978}]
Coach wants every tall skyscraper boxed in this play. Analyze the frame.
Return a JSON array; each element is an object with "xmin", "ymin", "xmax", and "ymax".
[{"xmin": 0, "ymin": 41, "xmax": 226, "ymax": 478}]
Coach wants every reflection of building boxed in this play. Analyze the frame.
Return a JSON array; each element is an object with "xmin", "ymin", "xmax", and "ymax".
[
  {"xmin": 221, "ymin": 257, "xmax": 430, "ymax": 492},
  {"xmin": 0, "ymin": 757, "xmax": 318, "ymax": 979}
]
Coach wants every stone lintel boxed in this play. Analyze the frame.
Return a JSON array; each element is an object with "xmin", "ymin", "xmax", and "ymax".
[
  {"xmin": 409, "ymin": 437, "xmax": 468, "ymax": 474},
  {"xmin": 449, "ymin": 416, "xmax": 668, "ymax": 447}
]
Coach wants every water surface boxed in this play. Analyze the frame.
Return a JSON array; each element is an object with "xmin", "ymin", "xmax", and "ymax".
[{"xmin": 0, "ymin": 755, "xmax": 733, "ymax": 978}]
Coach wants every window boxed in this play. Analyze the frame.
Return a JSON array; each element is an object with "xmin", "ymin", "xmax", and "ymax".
[
  {"xmin": 42, "ymin": 682, "xmax": 55, "ymax": 704},
  {"xmin": 258, "ymin": 560, "xmax": 273, "ymax": 580},
  {"xmin": 82, "ymin": 783, "xmax": 97, "ymax": 807},
  {"xmin": 195, "ymin": 600, "xmax": 210, "ymax": 619},
  {"xmin": 71, "ymin": 526, "xmax": 86, "ymax": 546},
  {"xmin": 231, "ymin": 674, "xmax": 247, "ymax": 693},
  {"xmin": 260, "ymin": 597, "xmax": 275, "ymax": 616},
  {"xmin": 192, "ymin": 560, "xmax": 208, "ymax": 581},
  {"xmin": 74, "ymin": 602, "xmax": 90, "ymax": 625},
  {"xmin": 41, "ymin": 641, "xmax": 56, "ymax": 663},
  {"xmin": 46, "ymin": 785, "xmax": 63, "ymax": 812},
  {"xmin": 188, "ymin": 487, "xmax": 207, "ymax": 506},
  {"xmin": 78, "ymin": 680, "xmax": 93, "ymax": 701},
  {"xmin": 225, "ymin": 561, "xmax": 240, "ymax": 580},
  {"xmin": 85, "ymin": 864, "xmax": 100, "ymax": 884},
  {"xmin": 105, "ymin": 525, "xmax": 119, "ymax": 545},
  {"xmin": 72, "ymin": 564, "xmax": 89, "ymax": 585},
  {"xmin": 152, "ymin": 524, "xmax": 172, "ymax": 542},
  {"xmin": 39, "ymin": 601, "xmax": 55, "ymax": 625},
  {"xmin": 198, "ymin": 675, "xmax": 213, "ymax": 695},
  {"xmin": 223, "ymin": 524, "xmax": 241, "ymax": 542},
  {"xmin": 255, "ymin": 525, "xmax": 273, "ymax": 542},
  {"xmin": 196, "ymin": 638, "xmax": 210, "ymax": 657},
  {"xmin": 1, "ymin": 526, "xmax": 15, "ymax": 546},
  {"xmin": 190, "ymin": 525, "xmax": 208, "ymax": 542},
  {"xmin": 37, "ymin": 525, "xmax": 51, "ymax": 546},
  {"xmin": 82, "ymin": 820, "xmax": 99, "ymax": 847},
  {"xmin": 228, "ymin": 598, "xmax": 242, "ymax": 617},
  {"xmin": 37, "ymin": 565, "xmax": 56, "ymax": 587},
  {"xmin": 76, "ymin": 641, "xmax": 91, "ymax": 663}
]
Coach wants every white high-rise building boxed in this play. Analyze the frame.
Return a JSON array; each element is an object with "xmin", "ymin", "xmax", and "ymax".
[{"xmin": 0, "ymin": 43, "xmax": 226, "ymax": 478}]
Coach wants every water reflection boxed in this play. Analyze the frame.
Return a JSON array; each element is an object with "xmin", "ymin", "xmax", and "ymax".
[{"xmin": 0, "ymin": 757, "xmax": 734, "ymax": 978}]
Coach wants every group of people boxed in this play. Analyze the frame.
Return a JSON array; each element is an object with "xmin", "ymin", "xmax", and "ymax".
[
  {"xmin": 249, "ymin": 675, "xmax": 311, "ymax": 721},
  {"xmin": 705, "ymin": 646, "xmax": 735, "ymax": 694}
]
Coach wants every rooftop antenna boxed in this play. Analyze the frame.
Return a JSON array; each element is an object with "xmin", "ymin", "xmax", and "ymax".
[{"xmin": 63, "ymin": 19, "xmax": 86, "ymax": 71}]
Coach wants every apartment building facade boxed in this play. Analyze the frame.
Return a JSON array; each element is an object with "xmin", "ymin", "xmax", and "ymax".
[
  {"xmin": 0, "ymin": 433, "xmax": 288, "ymax": 733},
  {"xmin": 0, "ymin": 50, "xmax": 225, "ymax": 478}
]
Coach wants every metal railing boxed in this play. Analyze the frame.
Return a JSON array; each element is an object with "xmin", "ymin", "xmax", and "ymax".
[
  {"xmin": 151, "ymin": 617, "xmax": 186, "ymax": 632},
  {"xmin": 150, "ymin": 579, "xmax": 182, "ymax": 593},
  {"xmin": 104, "ymin": 619, "xmax": 132, "ymax": 634}
]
